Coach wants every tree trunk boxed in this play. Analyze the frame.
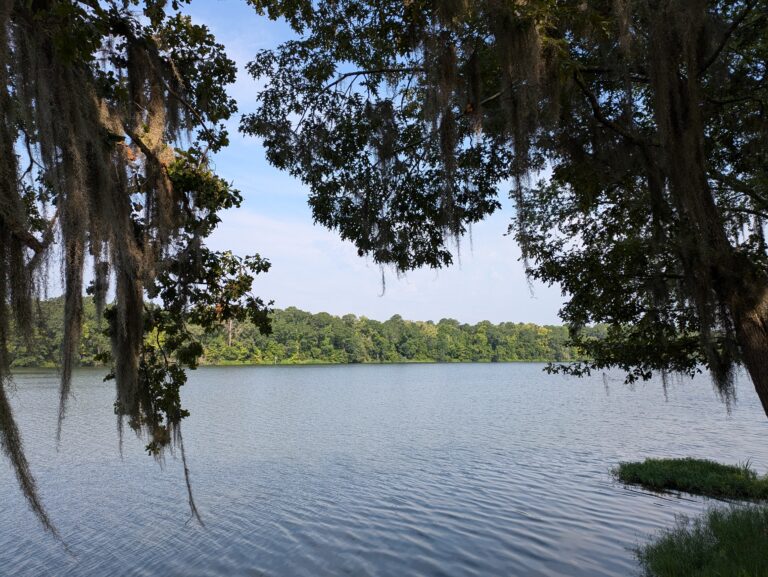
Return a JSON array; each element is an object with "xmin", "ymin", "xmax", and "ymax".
[
  {"xmin": 648, "ymin": 0, "xmax": 768, "ymax": 417},
  {"xmin": 733, "ymin": 292, "xmax": 768, "ymax": 417}
]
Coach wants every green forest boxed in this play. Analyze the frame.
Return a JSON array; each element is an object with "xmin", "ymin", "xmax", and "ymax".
[{"xmin": 8, "ymin": 298, "xmax": 604, "ymax": 368}]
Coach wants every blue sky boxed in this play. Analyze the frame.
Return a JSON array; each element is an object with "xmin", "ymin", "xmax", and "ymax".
[{"xmin": 187, "ymin": 0, "xmax": 565, "ymax": 324}]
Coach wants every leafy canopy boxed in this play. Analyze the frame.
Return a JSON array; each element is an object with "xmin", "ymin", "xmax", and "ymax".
[{"xmin": 244, "ymin": 1, "xmax": 768, "ymax": 411}]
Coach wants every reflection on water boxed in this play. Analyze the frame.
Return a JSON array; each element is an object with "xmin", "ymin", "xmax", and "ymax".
[{"xmin": 2, "ymin": 364, "xmax": 766, "ymax": 576}]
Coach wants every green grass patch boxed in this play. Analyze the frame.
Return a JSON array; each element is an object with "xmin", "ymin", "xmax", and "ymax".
[
  {"xmin": 637, "ymin": 506, "xmax": 768, "ymax": 577},
  {"xmin": 614, "ymin": 458, "xmax": 768, "ymax": 501}
]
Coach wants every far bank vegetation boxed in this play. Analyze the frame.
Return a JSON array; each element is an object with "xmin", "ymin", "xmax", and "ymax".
[{"xmin": 9, "ymin": 298, "xmax": 604, "ymax": 367}]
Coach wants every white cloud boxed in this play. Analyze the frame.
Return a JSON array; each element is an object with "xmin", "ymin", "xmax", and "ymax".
[{"xmin": 208, "ymin": 208, "xmax": 565, "ymax": 324}]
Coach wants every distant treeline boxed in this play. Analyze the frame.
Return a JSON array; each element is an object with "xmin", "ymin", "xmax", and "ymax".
[{"xmin": 8, "ymin": 298, "xmax": 605, "ymax": 367}]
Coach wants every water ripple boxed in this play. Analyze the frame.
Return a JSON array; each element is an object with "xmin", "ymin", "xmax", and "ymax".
[{"xmin": 2, "ymin": 364, "xmax": 767, "ymax": 576}]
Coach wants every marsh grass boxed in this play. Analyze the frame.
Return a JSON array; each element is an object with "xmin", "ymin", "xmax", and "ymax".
[
  {"xmin": 614, "ymin": 458, "xmax": 768, "ymax": 501},
  {"xmin": 636, "ymin": 506, "xmax": 768, "ymax": 577}
]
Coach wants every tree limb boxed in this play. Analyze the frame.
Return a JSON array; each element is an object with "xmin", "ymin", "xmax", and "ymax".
[
  {"xmin": 322, "ymin": 67, "xmax": 426, "ymax": 92},
  {"xmin": 698, "ymin": 1, "xmax": 757, "ymax": 77},
  {"xmin": 573, "ymin": 73, "xmax": 656, "ymax": 148}
]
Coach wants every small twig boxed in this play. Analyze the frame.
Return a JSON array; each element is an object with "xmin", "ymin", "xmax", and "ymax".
[{"xmin": 179, "ymin": 428, "xmax": 204, "ymax": 527}]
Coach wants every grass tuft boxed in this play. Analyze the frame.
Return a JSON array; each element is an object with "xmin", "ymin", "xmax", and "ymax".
[
  {"xmin": 637, "ymin": 505, "xmax": 768, "ymax": 577},
  {"xmin": 614, "ymin": 458, "xmax": 768, "ymax": 501}
]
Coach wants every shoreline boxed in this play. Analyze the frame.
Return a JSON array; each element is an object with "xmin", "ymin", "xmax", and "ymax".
[{"xmin": 11, "ymin": 359, "xmax": 580, "ymax": 371}]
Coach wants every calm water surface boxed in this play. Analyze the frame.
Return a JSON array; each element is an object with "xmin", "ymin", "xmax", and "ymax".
[{"xmin": 2, "ymin": 364, "xmax": 767, "ymax": 576}]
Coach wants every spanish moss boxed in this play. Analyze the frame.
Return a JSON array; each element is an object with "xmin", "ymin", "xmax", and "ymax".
[{"xmin": 0, "ymin": 0, "xmax": 269, "ymax": 535}]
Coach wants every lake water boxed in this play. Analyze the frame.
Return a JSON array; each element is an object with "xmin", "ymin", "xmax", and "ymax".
[{"xmin": 1, "ymin": 364, "xmax": 767, "ymax": 576}]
